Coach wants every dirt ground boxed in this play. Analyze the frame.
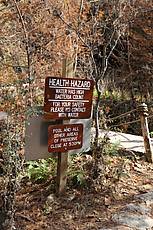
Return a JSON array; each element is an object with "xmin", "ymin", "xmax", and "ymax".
[{"xmin": 14, "ymin": 152, "xmax": 153, "ymax": 230}]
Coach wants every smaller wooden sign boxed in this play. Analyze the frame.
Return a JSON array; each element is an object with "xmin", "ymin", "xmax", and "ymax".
[{"xmin": 48, "ymin": 124, "xmax": 83, "ymax": 152}]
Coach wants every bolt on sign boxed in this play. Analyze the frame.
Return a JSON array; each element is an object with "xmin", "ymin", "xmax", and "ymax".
[
  {"xmin": 44, "ymin": 77, "xmax": 94, "ymax": 119},
  {"xmin": 48, "ymin": 124, "xmax": 83, "ymax": 152}
]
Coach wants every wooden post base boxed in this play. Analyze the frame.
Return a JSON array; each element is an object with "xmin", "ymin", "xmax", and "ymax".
[{"xmin": 56, "ymin": 152, "xmax": 68, "ymax": 195}]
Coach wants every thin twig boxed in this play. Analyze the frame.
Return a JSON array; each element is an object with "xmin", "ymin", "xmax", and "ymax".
[
  {"xmin": 12, "ymin": 0, "xmax": 33, "ymax": 106},
  {"xmin": 15, "ymin": 213, "xmax": 35, "ymax": 223}
]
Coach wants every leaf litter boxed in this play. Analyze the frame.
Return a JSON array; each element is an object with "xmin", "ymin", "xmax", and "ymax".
[{"xmin": 14, "ymin": 150, "xmax": 153, "ymax": 230}]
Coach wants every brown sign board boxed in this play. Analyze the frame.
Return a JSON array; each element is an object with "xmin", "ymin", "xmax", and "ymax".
[
  {"xmin": 25, "ymin": 107, "xmax": 91, "ymax": 161},
  {"xmin": 48, "ymin": 124, "xmax": 83, "ymax": 152},
  {"xmin": 44, "ymin": 77, "xmax": 94, "ymax": 120},
  {"xmin": 25, "ymin": 115, "xmax": 91, "ymax": 160}
]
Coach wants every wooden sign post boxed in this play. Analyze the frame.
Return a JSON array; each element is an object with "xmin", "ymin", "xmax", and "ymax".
[
  {"xmin": 138, "ymin": 103, "xmax": 153, "ymax": 163},
  {"xmin": 44, "ymin": 59, "xmax": 94, "ymax": 195},
  {"xmin": 58, "ymin": 58, "xmax": 74, "ymax": 195}
]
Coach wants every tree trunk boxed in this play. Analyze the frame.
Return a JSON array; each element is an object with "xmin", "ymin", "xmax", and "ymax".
[{"xmin": 94, "ymin": 81, "xmax": 101, "ymax": 148}]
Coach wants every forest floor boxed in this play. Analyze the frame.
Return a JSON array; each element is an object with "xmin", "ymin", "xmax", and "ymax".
[
  {"xmin": 1, "ymin": 94, "xmax": 153, "ymax": 229},
  {"xmin": 14, "ymin": 151, "xmax": 153, "ymax": 230}
]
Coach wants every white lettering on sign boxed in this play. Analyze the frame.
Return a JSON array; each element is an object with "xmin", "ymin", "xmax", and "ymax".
[
  {"xmin": 50, "ymin": 143, "xmax": 62, "ymax": 148},
  {"xmin": 58, "ymin": 113, "xmax": 67, "ymax": 118},
  {"xmin": 49, "ymin": 78, "xmax": 70, "ymax": 87},
  {"xmin": 55, "ymin": 89, "xmax": 67, "ymax": 94},
  {"xmin": 69, "ymin": 141, "xmax": 81, "ymax": 147},
  {"xmin": 61, "ymin": 102, "xmax": 71, "ymax": 107},
  {"xmin": 55, "ymin": 94, "xmax": 72, "ymax": 100},
  {"xmin": 70, "ymin": 80, "xmax": 90, "ymax": 88},
  {"xmin": 52, "ymin": 128, "xmax": 62, "ymax": 133},
  {"xmin": 72, "ymin": 108, "xmax": 86, "ymax": 112},
  {"xmin": 49, "ymin": 78, "xmax": 91, "ymax": 89},
  {"xmin": 44, "ymin": 77, "xmax": 94, "ymax": 119},
  {"xmin": 72, "ymin": 102, "xmax": 85, "ymax": 107},
  {"xmin": 48, "ymin": 124, "xmax": 83, "ymax": 152},
  {"xmin": 76, "ymin": 89, "xmax": 84, "ymax": 94},
  {"xmin": 68, "ymin": 113, "xmax": 78, "ymax": 117},
  {"xmin": 68, "ymin": 89, "xmax": 75, "ymax": 94},
  {"xmin": 50, "ymin": 107, "xmax": 64, "ymax": 112}
]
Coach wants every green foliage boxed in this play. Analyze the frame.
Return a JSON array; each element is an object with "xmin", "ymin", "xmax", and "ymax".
[
  {"xmin": 103, "ymin": 90, "xmax": 111, "ymax": 99},
  {"xmin": 104, "ymin": 141, "xmax": 120, "ymax": 156},
  {"xmin": 150, "ymin": 131, "xmax": 153, "ymax": 138},
  {"xmin": 69, "ymin": 169, "xmax": 86, "ymax": 187},
  {"xmin": 27, "ymin": 158, "xmax": 56, "ymax": 182},
  {"xmin": 93, "ymin": 89, "xmax": 102, "ymax": 98},
  {"xmin": 102, "ymin": 89, "xmax": 127, "ymax": 100}
]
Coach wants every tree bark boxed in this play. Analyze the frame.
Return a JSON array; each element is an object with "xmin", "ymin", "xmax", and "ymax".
[{"xmin": 94, "ymin": 81, "xmax": 101, "ymax": 148}]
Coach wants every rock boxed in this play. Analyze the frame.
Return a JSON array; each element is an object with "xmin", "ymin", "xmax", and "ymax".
[
  {"xmin": 46, "ymin": 194, "xmax": 56, "ymax": 205},
  {"xmin": 0, "ymin": 112, "xmax": 8, "ymax": 121},
  {"xmin": 123, "ymin": 203, "xmax": 151, "ymax": 215},
  {"xmin": 101, "ymin": 191, "xmax": 153, "ymax": 230},
  {"xmin": 104, "ymin": 196, "xmax": 112, "ymax": 206},
  {"xmin": 112, "ymin": 213, "xmax": 153, "ymax": 230},
  {"xmin": 100, "ymin": 226, "xmax": 133, "ymax": 230},
  {"xmin": 135, "ymin": 191, "xmax": 153, "ymax": 206}
]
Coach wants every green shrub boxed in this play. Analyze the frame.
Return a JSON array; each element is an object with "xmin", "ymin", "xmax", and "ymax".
[
  {"xmin": 27, "ymin": 158, "xmax": 56, "ymax": 182},
  {"xmin": 104, "ymin": 141, "xmax": 120, "ymax": 156}
]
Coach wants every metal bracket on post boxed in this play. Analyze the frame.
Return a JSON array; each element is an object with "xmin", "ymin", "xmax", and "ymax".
[{"xmin": 138, "ymin": 103, "xmax": 153, "ymax": 163}]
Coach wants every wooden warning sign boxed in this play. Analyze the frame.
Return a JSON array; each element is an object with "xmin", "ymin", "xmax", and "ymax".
[
  {"xmin": 44, "ymin": 77, "xmax": 94, "ymax": 119},
  {"xmin": 48, "ymin": 124, "xmax": 83, "ymax": 152}
]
